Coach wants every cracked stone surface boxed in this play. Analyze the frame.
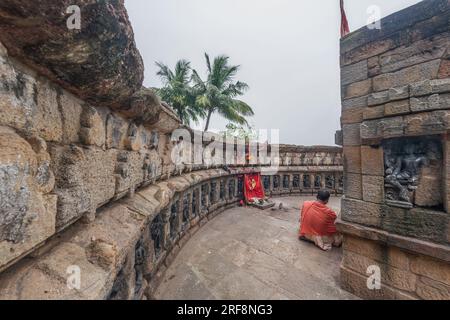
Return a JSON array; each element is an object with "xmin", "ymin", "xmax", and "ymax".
[{"xmin": 154, "ymin": 196, "xmax": 357, "ymax": 300}]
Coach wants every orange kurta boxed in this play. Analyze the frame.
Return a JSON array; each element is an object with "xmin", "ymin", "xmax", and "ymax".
[{"xmin": 299, "ymin": 201, "xmax": 337, "ymax": 237}]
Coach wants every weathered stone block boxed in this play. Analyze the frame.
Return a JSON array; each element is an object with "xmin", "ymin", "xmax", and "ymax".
[
  {"xmin": 344, "ymin": 236, "xmax": 411, "ymax": 270},
  {"xmin": 410, "ymin": 256, "xmax": 450, "ymax": 286},
  {"xmin": 341, "ymin": 198, "xmax": 382, "ymax": 227},
  {"xmin": 342, "ymin": 124, "xmax": 361, "ymax": 146},
  {"xmin": 344, "ymin": 79, "xmax": 372, "ymax": 99},
  {"xmin": 368, "ymin": 56, "xmax": 381, "ymax": 77},
  {"xmin": 343, "ymin": 146, "xmax": 361, "ymax": 174},
  {"xmin": 379, "ymin": 33, "xmax": 449, "ymax": 74},
  {"xmin": 341, "ymin": 37, "xmax": 398, "ymax": 66},
  {"xmin": 373, "ymin": 60, "xmax": 441, "ymax": 92},
  {"xmin": 362, "ymin": 175, "xmax": 384, "ymax": 204},
  {"xmin": 431, "ymin": 78, "xmax": 450, "ymax": 93},
  {"xmin": 342, "ymin": 96, "xmax": 368, "ymax": 110},
  {"xmin": 106, "ymin": 113, "xmax": 129, "ymax": 149},
  {"xmin": 368, "ymin": 91, "xmax": 389, "ymax": 106},
  {"xmin": 361, "ymin": 116, "xmax": 405, "ymax": 143},
  {"xmin": 343, "ymin": 174, "xmax": 362, "ymax": 200},
  {"xmin": 0, "ymin": 47, "xmax": 37, "ymax": 134},
  {"xmin": 384, "ymin": 100, "xmax": 410, "ymax": 116},
  {"xmin": 341, "ymin": 106, "xmax": 363, "ymax": 124},
  {"xmin": 80, "ymin": 106, "xmax": 106, "ymax": 147},
  {"xmin": 361, "ymin": 146, "xmax": 384, "ymax": 176},
  {"xmin": 340, "ymin": 266, "xmax": 416, "ymax": 300},
  {"xmin": 342, "ymin": 250, "xmax": 417, "ymax": 292},
  {"xmin": 389, "ymin": 85, "xmax": 410, "ymax": 101},
  {"xmin": 50, "ymin": 145, "xmax": 117, "ymax": 230},
  {"xmin": 34, "ymin": 78, "xmax": 63, "ymax": 142},
  {"xmin": 410, "ymin": 93, "xmax": 450, "ymax": 112},
  {"xmin": 415, "ymin": 164, "xmax": 443, "ymax": 208},
  {"xmin": 404, "ymin": 110, "xmax": 450, "ymax": 136},
  {"xmin": 381, "ymin": 206, "xmax": 449, "ymax": 244},
  {"xmin": 341, "ymin": 60, "xmax": 368, "ymax": 86},
  {"xmin": 115, "ymin": 151, "xmax": 146, "ymax": 196},
  {"xmin": 0, "ymin": 127, "xmax": 56, "ymax": 270},
  {"xmin": 416, "ymin": 276, "xmax": 450, "ymax": 300},
  {"xmin": 59, "ymin": 90, "xmax": 83, "ymax": 144},
  {"xmin": 410, "ymin": 80, "xmax": 432, "ymax": 97},
  {"xmin": 363, "ymin": 105, "xmax": 384, "ymax": 120}
]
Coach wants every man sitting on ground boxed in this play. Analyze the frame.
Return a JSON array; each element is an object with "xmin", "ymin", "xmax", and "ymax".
[{"xmin": 298, "ymin": 190, "xmax": 342, "ymax": 251}]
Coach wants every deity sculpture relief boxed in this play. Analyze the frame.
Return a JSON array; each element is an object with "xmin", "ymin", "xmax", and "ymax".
[
  {"xmin": 150, "ymin": 214, "xmax": 164, "ymax": 258},
  {"xmin": 383, "ymin": 137, "xmax": 443, "ymax": 208},
  {"xmin": 283, "ymin": 175, "xmax": 290, "ymax": 189},
  {"xmin": 293, "ymin": 175, "xmax": 300, "ymax": 188}
]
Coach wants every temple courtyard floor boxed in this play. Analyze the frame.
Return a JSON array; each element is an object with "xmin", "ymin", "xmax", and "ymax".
[{"xmin": 154, "ymin": 196, "xmax": 358, "ymax": 300}]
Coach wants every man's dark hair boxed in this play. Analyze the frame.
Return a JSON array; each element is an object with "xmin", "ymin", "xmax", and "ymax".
[{"xmin": 317, "ymin": 190, "xmax": 331, "ymax": 202}]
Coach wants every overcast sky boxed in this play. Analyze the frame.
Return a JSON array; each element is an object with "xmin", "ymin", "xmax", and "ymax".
[{"xmin": 125, "ymin": 0, "xmax": 422, "ymax": 146}]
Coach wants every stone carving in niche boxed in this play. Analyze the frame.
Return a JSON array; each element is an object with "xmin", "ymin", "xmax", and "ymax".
[
  {"xmin": 210, "ymin": 182, "xmax": 217, "ymax": 204},
  {"xmin": 192, "ymin": 190, "xmax": 198, "ymax": 217},
  {"xmin": 293, "ymin": 175, "xmax": 300, "ymax": 189},
  {"xmin": 303, "ymin": 174, "xmax": 311, "ymax": 188},
  {"xmin": 182, "ymin": 194, "xmax": 190, "ymax": 227},
  {"xmin": 237, "ymin": 176, "xmax": 244, "ymax": 198},
  {"xmin": 228, "ymin": 179, "xmax": 236, "ymax": 199},
  {"xmin": 326, "ymin": 175, "xmax": 335, "ymax": 189},
  {"xmin": 150, "ymin": 214, "xmax": 164, "ymax": 258},
  {"xmin": 383, "ymin": 136, "xmax": 443, "ymax": 209},
  {"xmin": 220, "ymin": 180, "xmax": 225, "ymax": 200},
  {"xmin": 273, "ymin": 175, "xmax": 280, "ymax": 189},
  {"xmin": 283, "ymin": 175, "xmax": 290, "ymax": 189},
  {"xmin": 134, "ymin": 237, "xmax": 146, "ymax": 298},
  {"xmin": 263, "ymin": 176, "xmax": 270, "ymax": 191},
  {"xmin": 201, "ymin": 184, "xmax": 208, "ymax": 212},
  {"xmin": 314, "ymin": 175, "xmax": 321, "ymax": 189},
  {"xmin": 338, "ymin": 176, "xmax": 344, "ymax": 189},
  {"xmin": 169, "ymin": 201, "xmax": 179, "ymax": 239}
]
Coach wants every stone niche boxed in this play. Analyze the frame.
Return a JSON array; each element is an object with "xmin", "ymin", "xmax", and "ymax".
[{"xmin": 383, "ymin": 135, "xmax": 443, "ymax": 209}]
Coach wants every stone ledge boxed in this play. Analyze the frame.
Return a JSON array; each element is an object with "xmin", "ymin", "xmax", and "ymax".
[{"xmin": 336, "ymin": 219, "xmax": 450, "ymax": 263}]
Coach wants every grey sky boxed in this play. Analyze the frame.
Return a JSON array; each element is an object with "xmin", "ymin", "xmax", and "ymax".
[{"xmin": 125, "ymin": 0, "xmax": 422, "ymax": 145}]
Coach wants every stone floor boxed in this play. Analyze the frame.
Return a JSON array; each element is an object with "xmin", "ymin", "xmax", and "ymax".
[{"xmin": 154, "ymin": 196, "xmax": 358, "ymax": 300}]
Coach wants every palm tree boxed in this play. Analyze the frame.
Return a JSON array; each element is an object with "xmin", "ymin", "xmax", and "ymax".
[
  {"xmin": 192, "ymin": 53, "xmax": 254, "ymax": 132},
  {"xmin": 155, "ymin": 60, "xmax": 205, "ymax": 124}
]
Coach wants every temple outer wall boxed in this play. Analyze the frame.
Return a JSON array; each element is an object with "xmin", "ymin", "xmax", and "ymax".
[
  {"xmin": 338, "ymin": 0, "xmax": 450, "ymax": 300},
  {"xmin": 0, "ymin": 32, "xmax": 343, "ymax": 298}
]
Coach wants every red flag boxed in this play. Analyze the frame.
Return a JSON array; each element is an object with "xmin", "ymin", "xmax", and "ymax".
[
  {"xmin": 244, "ymin": 173, "xmax": 265, "ymax": 203},
  {"xmin": 340, "ymin": 0, "xmax": 350, "ymax": 37}
]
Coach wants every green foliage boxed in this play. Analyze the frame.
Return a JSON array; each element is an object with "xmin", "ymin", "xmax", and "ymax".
[
  {"xmin": 155, "ymin": 60, "xmax": 205, "ymax": 125},
  {"xmin": 155, "ymin": 54, "xmax": 254, "ymax": 131},
  {"xmin": 192, "ymin": 53, "xmax": 254, "ymax": 131}
]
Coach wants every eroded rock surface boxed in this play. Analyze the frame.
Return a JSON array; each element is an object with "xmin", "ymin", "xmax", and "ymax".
[
  {"xmin": 0, "ymin": 0, "xmax": 144, "ymax": 107},
  {"xmin": 0, "ymin": 127, "xmax": 56, "ymax": 269}
]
